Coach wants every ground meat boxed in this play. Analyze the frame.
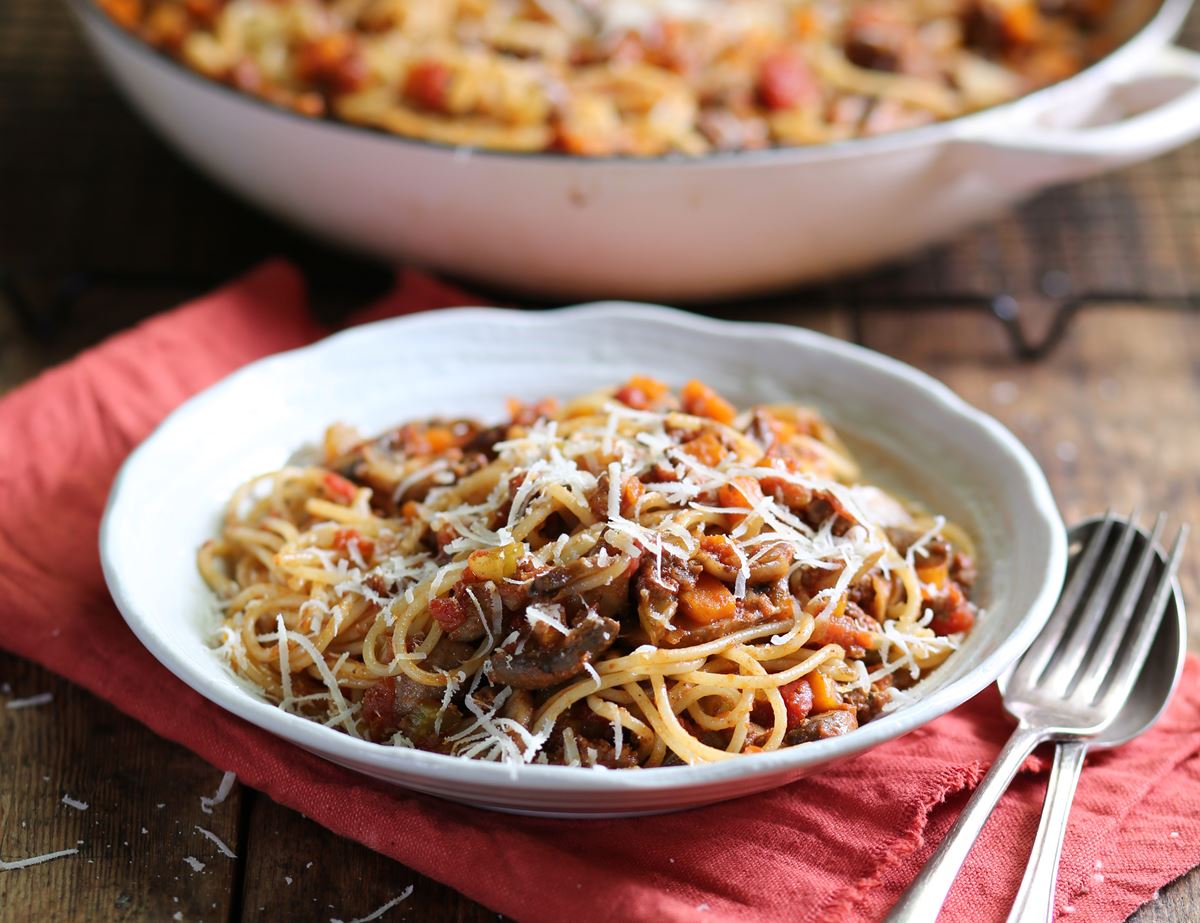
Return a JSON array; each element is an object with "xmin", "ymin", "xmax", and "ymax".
[
  {"xmin": 634, "ymin": 554, "xmax": 694, "ymax": 636},
  {"xmin": 841, "ymin": 681, "xmax": 893, "ymax": 725},
  {"xmin": 803, "ymin": 490, "xmax": 860, "ymax": 536},
  {"xmin": 543, "ymin": 706, "xmax": 641, "ymax": 767},
  {"xmin": 951, "ymin": 552, "xmax": 977, "ymax": 589},
  {"xmin": 461, "ymin": 424, "xmax": 509, "ymax": 458},
  {"xmin": 784, "ymin": 709, "xmax": 859, "ymax": 745},
  {"xmin": 886, "ymin": 526, "xmax": 950, "ymax": 565}
]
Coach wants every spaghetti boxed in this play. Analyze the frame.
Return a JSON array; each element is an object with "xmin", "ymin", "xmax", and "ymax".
[
  {"xmin": 98, "ymin": 0, "xmax": 1127, "ymax": 155},
  {"xmin": 199, "ymin": 377, "xmax": 978, "ymax": 767}
]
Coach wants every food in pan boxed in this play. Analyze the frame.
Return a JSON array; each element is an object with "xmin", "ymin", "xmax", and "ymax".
[
  {"xmin": 199, "ymin": 378, "xmax": 978, "ymax": 767},
  {"xmin": 97, "ymin": 0, "xmax": 1117, "ymax": 155}
]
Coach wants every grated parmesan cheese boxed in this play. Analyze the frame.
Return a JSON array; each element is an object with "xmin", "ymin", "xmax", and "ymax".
[
  {"xmin": 0, "ymin": 847, "xmax": 79, "ymax": 870},
  {"xmin": 194, "ymin": 825, "xmax": 237, "ymax": 859},
  {"xmin": 200, "ymin": 771, "xmax": 236, "ymax": 814},
  {"xmin": 5, "ymin": 692, "xmax": 53, "ymax": 710},
  {"xmin": 330, "ymin": 885, "xmax": 415, "ymax": 923}
]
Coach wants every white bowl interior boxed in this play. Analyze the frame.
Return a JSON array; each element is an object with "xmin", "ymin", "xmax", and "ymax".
[{"xmin": 101, "ymin": 303, "xmax": 1064, "ymax": 815}]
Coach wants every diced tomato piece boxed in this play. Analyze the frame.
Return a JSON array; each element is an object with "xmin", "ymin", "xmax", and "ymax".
[
  {"xmin": 361, "ymin": 676, "xmax": 398, "ymax": 737},
  {"xmin": 505, "ymin": 397, "xmax": 559, "ymax": 427},
  {"xmin": 296, "ymin": 34, "xmax": 368, "ymax": 93},
  {"xmin": 322, "ymin": 472, "xmax": 357, "ymax": 503},
  {"xmin": 405, "ymin": 59, "xmax": 452, "ymax": 112},
  {"xmin": 810, "ymin": 613, "xmax": 874, "ymax": 652},
  {"xmin": 332, "ymin": 528, "xmax": 374, "ymax": 561},
  {"xmin": 614, "ymin": 375, "xmax": 671, "ymax": 410},
  {"xmin": 680, "ymin": 380, "xmax": 737, "ymax": 425},
  {"xmin": 429, "ymin": 596, "xmax": 469, "ymax": 633},
  {"xmin": 931, "ymin": 603, "xmax": 975, "ymax": 636},
  {"xmin": 678, "ymin": 573, "xmax": 737, "ymax": 624},
  {"xmin": 758, "ymin": 51, "xmax": 820, "ymax": 111},
  {"xmin": 779, "ymin": 678, "xmax": 814, "ymax": 729}
]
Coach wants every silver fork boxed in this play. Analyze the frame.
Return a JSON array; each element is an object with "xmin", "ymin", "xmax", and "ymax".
[{"xmin": 885, "ymin": 512, "xmax": 1189, "ymax": 923}]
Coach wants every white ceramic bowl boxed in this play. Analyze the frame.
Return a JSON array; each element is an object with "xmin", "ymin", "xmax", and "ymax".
[
  {"xmin": 71, "ymin": 0, "xmax": 1200, "ymax": 300},
  {"xmin": 100, "ymin": 304, "xmax": 1066, "ymax": 816}
]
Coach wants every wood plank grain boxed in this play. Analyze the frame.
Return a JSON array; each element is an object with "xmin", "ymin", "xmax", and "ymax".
[
  {"xmin": 236, "ymin": 795, "xmax": 500, "ymax": 923},
  {"xmin": 858, "ymin": 300, "xmax": 1200, "ymax": 624},
  {"xmin": 0, "ymin": 651, "xmax": 243, "ymax": 923}
]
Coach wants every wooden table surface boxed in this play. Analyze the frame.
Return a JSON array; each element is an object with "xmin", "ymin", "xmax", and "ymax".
[{"xmin": 2, "ymin": 3, "xmax": 1199, "ymax": 921}]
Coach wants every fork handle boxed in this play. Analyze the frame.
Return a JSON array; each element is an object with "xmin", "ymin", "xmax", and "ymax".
[
  {"xmin": 1006, "ymin": 740, "xmax": 1089, "ymax": 923},
  {"xmin": 885, "ymin": 724, "xmax": 1046, "ymax": 923}
]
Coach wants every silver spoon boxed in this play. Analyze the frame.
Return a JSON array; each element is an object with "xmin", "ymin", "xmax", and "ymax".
[
  {"xmin": 886, "ymin": 513, "xmax": 1188, "ymax": 923},
  {"xmin": 1004, "ymin": 516, "xmax": 1188, "ymax": 923}
]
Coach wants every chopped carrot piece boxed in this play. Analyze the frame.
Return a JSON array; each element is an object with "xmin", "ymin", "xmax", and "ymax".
[
  {"xmin": 614, "ymin": 375, "xmax": 671, "ymax": 410},
  {"xmin": 699, "ymin": 534, "xmax": 741, "ymax": 571},
  {"xmin": 679, "ymin": 573, "xmax": 737, "ymax": 624},
  {"xmin": 916, "ymin": 560, "xmax": 949, "ymax": 587},
  {"xmin": 424, "ymin": 426, "xmax": 455, "ymax": 453},
  {"xmin": 98, "ymin": 0, "xmax": 142, "ymax": 29},
  {"xmin": 806, "ymin": 670, "xmax": 842, "ymax": 713},
  {"xmin": 757, "ymin": 409, "xmax": 798, "ymax": 444},
  {"xmin": 680, "ymin": 431, "xmax": 726, "ymax": 467},
  {"xmin": 429, "ymin": 596, "xmax": 469, "ymax": 633},
  {"xmin": 621, "ymin": 476, "xmax": 644, "ymax": 515},
  {"xmin": 1001, "ymin": 2, "xmax": 1039, "ymax": 45},
  {"xmin": 681, "ymin": 380, "xmax": 737, "ymax": 425},
  {"xmin": 717, "ymin": 476, "xmax": 763, "ymax": 526}
]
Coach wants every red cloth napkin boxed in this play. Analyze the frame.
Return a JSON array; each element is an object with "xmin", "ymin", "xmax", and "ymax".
[{"xmin": 2, "ymin": 260, "xmax": 1199, "ymax": 923}]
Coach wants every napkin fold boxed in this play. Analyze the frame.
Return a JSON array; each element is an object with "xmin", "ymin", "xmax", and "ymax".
[{"xmin": 2, "ymin": 260, "xmax": 1199, "ymax": 923}]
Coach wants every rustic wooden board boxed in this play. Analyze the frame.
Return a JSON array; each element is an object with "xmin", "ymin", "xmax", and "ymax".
[{"xmin": 0, "ymin": 652, "xmax": 242, "ymax": 923}]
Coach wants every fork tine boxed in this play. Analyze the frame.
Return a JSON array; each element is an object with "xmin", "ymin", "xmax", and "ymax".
[
  {"xmin": 1094, "ymin": 525, "xmax": 1189, "ymax": 711},
  {"xmin": 1033, "ymin": 512, "xmax": 1142, "ymax": 693},
  {"xmin": 1009, "ymin": 511, "xmax": 1117, "ymax": 689},
  {"xmin": 1070, "ymin": 514, "xmax": 1167, "ymax": 702}
]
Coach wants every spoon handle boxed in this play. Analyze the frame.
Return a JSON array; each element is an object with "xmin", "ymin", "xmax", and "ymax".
[
  {"xmin": 1006, "ymin": 740, "xmax": 1089, "ymax": 923},
  {"xmin": 885, "ymin": 724, "xmax": 1046, "ymax": 923}
]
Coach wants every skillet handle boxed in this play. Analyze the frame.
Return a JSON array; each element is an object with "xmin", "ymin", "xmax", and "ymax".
[{"xmin": 953, "ymin": 45, "xmax": 1200, "ymax": 193}]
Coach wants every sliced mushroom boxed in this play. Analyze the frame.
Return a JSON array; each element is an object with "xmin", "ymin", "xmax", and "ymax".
[{"xmin": 489, "ymin": 610, "xmax": 619, "ymax": 690}]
